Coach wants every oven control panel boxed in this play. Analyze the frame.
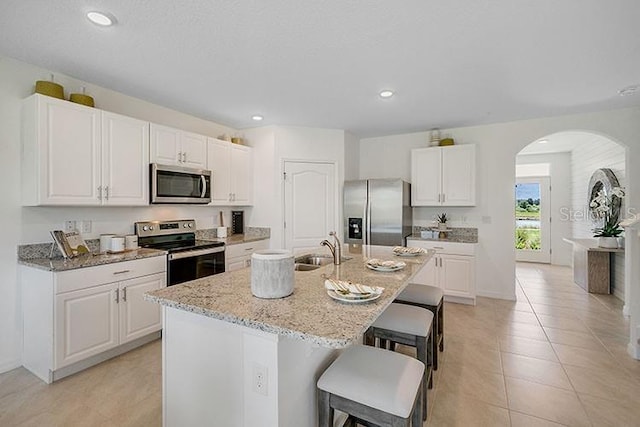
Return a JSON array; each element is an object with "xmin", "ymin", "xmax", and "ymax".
[{"xmin": 135, "ymin": 219, "xmax": 196, "ymax": 237}]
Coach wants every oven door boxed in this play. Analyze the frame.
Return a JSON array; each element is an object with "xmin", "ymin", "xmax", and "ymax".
[
  {"xmin": 167, "ymin": 247, "xmax": 225, "ymax": 286},
  {"xmin": 151, "ymin": 163, "xmax": 211, "ymax": 204}
]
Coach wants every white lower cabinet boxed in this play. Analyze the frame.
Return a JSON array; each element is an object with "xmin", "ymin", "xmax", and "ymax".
[
  {"xmin": 408, "ymin": 240, "xmax": 476, "ymax": 304},
  {"xmin": 22, "ymin": 256, "xmax": 166, "ymax": 383},
  {"xmin": 225, "ymin": 239, "xmax": 269, "ymax": 272}
]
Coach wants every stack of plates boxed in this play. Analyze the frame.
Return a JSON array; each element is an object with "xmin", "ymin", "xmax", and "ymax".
[
  {"xmin": 324, "ymin": 279, "xmax": 383, "ymax": 303},
  {"xmin": 365, "ymin": 258, "xmax": 406, "ymax": 272},
  {"xmin": 392, "ymin": 246, "xmax": 426, "ymax": 257}
]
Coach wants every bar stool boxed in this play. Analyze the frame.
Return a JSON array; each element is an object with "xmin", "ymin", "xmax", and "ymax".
[
  {"xmin": 317, "ymin": 345, "xmax": 424, "ymax": 427},
  {"xmin": 395, "ymin": 283, "xmax": 444, "ymax": 370},
  {"xmin": 365, "ymin": 303, "xmax": 433, "ymax": 421}
]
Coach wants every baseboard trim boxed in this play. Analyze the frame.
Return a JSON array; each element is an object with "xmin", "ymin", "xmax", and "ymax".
[
  {"xmin": 627, "ymin": 342, "xmax": 640, "ymax": 360},
  {"xmin": 476, "ymin": 290, "xmax": 516, "ymax": 301},
  {"xmin": 0, "ymin": 359, "xmax": 22, "ymax": 375}
]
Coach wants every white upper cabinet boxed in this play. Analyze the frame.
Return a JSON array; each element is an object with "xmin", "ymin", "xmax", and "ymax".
[
  {"xmin": 21, "ymin": 95, "xmax": 149, "ymax": 206},
  {"xmin": 207, "ymin": 138, "xmax": 253, "ymax": 206},
  {"xmin": 150, "ymin": 124, "xmax": 207, "ymax": 169},
  {"xmin": 102, "ymin": 112, "xmax": 149, "ymax": 205},
  {"xmin": 411, "ymin": 145, "xmax": 476, "ymax": 206}
]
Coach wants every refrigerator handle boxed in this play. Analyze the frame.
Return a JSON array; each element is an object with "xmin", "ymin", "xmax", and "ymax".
[{"xmin": 364, "ymin": 191, "xmax": 370, "ymax": 245}]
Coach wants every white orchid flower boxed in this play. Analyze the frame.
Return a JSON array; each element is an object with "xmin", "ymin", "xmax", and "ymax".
[{"xmin": 612, "ymin": 187, "xmax": 625, "ymax": 198}]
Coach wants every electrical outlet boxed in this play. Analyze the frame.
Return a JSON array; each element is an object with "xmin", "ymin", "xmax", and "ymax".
[
  {"xmin": 64, "ymin": 220, "xmax": 76, "ymax": 232},
  {"xmin": 80, "ymin": 220, "xmax": 92, "ymax": 234},
  {"xmin": 252, "ymin": 363, "xmax": 268, "ymax": 396}
]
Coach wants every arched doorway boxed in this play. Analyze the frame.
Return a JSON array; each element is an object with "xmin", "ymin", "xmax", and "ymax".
[{"xmin": 514, "ymin": 130, "xmax": 629, "ymax": 306}]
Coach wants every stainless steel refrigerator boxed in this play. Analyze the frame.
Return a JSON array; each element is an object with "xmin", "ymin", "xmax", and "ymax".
[{"xmin": 343, "ymin": 179, "xmax": 412, "ymax": 246}]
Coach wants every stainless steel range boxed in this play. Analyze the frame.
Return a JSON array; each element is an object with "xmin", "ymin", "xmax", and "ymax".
[{"xmin": 135, "ymin": 219, "xmax": 225, "ymax": 286}]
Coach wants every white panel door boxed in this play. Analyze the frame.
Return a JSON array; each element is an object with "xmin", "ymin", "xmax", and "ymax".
[
  {"xmin": 207, "ymin": 138, "xmax": 232, "ymax": 204},
  {"xmin": 55, "ymin": 283, "xmax": 119, "ymax": 369},
  {"xmin": 150, "ymin": 124, "xmax": 180, "ymax": 165},
  {"xmin": 284, "ymin": 161, "xmax": 336, "ymax": 251},
  {"xmin": 119, "ymin": 273, "xmax": 165, "ymax": 344},
  {"xmin": 440, "ymin": 255, "xmax": 474, "ymax": 298},
  {"xmin": 41, "ymin": 97, "xmax": 101, "ymax": 205},
  {"xmin": 102, "ymin": 112, "xmax": 149, "ymax": 205},
  {"xmin": 180, "ymin": 131, "xmax": 207, "ymax": 169},
  {"xmin": 230, "ymin": 144, "xmax": 252, "ymax": 205},
  {"xmin": 411, "ymin": 148, "xmax": 441, "ymax": 206},
  {"xmin": 442, "ymin": 145, "xmax": 476, "ymax": 206}
]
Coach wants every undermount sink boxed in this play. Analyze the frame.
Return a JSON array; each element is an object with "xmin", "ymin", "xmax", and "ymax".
[
  {"xmin": 293, "ymin": 254, "xmax": 354, "ymax": 271},
  {"xmin": 294, "ymin": 263, "xmax": 321, "ymax": 271},
  {"xmin": 295, "ymin": 254, "xmax": 335, "ymax": 266}
]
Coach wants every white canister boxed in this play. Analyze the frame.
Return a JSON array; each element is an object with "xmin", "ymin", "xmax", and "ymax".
[
  {"xmin": 217, "ymin": 226, "xmax": 227, "ymax": 238},
  {"xmin": 100, "ymin": 234, "xmax": 116, "ymax": 253},
  {"xmin": 110, "ymin": 236, "xmax": 125, "ymax": 253},
  {"xmin": 125, "ymin": 234, "xmax": 138, "ymax": 250},
  {"xmin": 251, "ymin": 250, "xmax": 294, "ymax": 299}
]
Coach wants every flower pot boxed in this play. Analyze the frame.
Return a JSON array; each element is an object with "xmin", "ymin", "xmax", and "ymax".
[{"xmin": 598, "ymin": 237, "xmax": 619, "ymax": 249}]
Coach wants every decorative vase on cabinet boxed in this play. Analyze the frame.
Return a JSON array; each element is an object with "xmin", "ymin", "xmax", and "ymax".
[{"xmin": 598, "ymin": 237, "xmax": 618, "ymax": 249}]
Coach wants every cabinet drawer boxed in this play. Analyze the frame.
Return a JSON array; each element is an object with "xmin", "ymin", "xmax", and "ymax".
[
  {"xmin": 55, "ymin": 256, "xmax": 166, "ymax": 294},
  {"xmin": 225, "ymin": 239, "xmax": 269, "ymax": 259},
  {"xmin": 407, "ymin": 240, "xmax": 476, "ymax": 256}
]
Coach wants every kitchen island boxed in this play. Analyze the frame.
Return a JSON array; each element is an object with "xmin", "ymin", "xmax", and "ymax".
[{"xmin": 146, "ymin": 244, "xmax": 433, "ymax": 427}]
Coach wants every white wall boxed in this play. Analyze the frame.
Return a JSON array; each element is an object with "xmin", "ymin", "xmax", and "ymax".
[
  {"xmin": 0, "ymin": 55, "xmax": 242, "ymax": 372},
  {"xmin": 516, "ymin": 152, "xmax": 572, "ymax": 266},
  {"xmin": 569, "ymin": 134, "xmax": 626, "ymax": 300},
  {"xmin": 344, "ymin": 131, "xmax": 360, "ymax": 181},
  {"xmin": 359, "ymin": 108, "xmax": 640, "ymax": 310},
  {"xmin": 245, "ymin": 126, "xmax": 345, "ymax": 250}
]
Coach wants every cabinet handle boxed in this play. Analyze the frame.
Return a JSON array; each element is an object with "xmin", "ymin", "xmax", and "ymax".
[
  {"xmin": 122, "ymin": 287, "xmax": 127, "ymax": 302},
  {"xmin": 97, "ymin": 186, "xmax": 102, "ymax": 200},
  {"xmin": 232, "ymin": 193, "xmax": 236, "ymax": 201},
  {"xmin": 244, "ymin": 247, "xmax": 254, "ymax": 251},
  {"xmin": 113, "ymin": 270, "xmax": 131, "ymax": 275},
  {"xmin": 434, "ymin": 246, "xmax": 444, "ymax": 249},
  {"xmin": 104, "ymin": 186, "xmax": 109, "ymax": 200},
  {"xmin": 115, "ymin": 288, "xmax": 119, "ymax": 303},
  {"xmin": 442, "ymin": 193, "xmax": 445, "ymax": 203},
  {"xmin": 246, "ymin": 259, "xmax": 251, "ymax": 267},
  {"xmin": 229, "ymin": 192, "xmax": 232, "ymax": 201},
  {"xmin": 183, "ymin": 152, "xmax": 187, "ymax": 163},
  {"xmin": 177, "ymin": 151, "xmax": 183, "ymax": 163}
]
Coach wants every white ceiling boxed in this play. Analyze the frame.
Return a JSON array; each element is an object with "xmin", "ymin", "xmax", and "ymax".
[{"xmin": 1, "ymin": 1, "xmax": 639, "ymax": 137}]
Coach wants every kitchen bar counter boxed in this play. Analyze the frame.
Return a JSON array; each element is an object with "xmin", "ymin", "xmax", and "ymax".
[
  {"xmin": 146, "ymin": 245, "xmax": 433, "ymax": 348},
  {"xmin": 18, "ymin": 248, "xmax": 167, "ymax": 272},
  {"xmin": 147, "ymin": 244, "xmax": 433, "ymax": 427}
]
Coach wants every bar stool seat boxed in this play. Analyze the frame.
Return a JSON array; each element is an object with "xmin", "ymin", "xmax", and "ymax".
[
  {"xmin": 396, "ymin": 284, "xmax": 445, "ymax": 370},
  {"xmin": 317, "ymin": 345, "xmax": 424, "ymax": 427},
  {"xmin": 365, "ymin": 303, "xmax": 434, "ymax": 421}
]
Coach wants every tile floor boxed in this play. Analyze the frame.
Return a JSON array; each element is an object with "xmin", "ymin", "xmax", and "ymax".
[{"xmin": 1, "ymin": 263, "xmax": 639, "ymax": 426}]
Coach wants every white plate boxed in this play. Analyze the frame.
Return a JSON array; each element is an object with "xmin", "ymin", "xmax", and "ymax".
[
  {"xmin": 393, "ymin": 252, "xmax": 422, "ymax": 257},
  {"xmin": 366, "ymin": 263, "xmax": 405, "ymax": 272},
  {"xmin": 327, "ymin": 289, "xmax": 381, "ymax": 303}
]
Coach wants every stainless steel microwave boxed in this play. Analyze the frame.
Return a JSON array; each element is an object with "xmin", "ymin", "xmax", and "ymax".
[{"xmin": 150, "ymin": 163, "xmax": 211, "ymax": 204}]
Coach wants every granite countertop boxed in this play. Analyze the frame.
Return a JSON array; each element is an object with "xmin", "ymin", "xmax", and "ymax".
[
  {"xmin": 146, "ymin": 245, "xmax": 434, "ymax": 348},
  {"xmin": 212, "ymin": 234, "xmax": 270, "ymax": 245},
  {"xmin": 407, "ymin": 234, "xmax": 478, "ymax": 244},
  {"xmin": 18, "ymin": 248, "xmax": 167, "ymax": 272}
]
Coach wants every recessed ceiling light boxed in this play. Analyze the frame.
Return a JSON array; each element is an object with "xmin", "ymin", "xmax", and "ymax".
[
  {"xmin": 538, "ymin": 139, "xmax": 549, "ymax": 144},
  {"xmin": 87, "ymin": 11, "xmax": 115, "ymax": 26},
  {"xmin": 618, "ymin": 84, "xmax": 639, "ymax": 96},
  {"xmin": 379, "ymin": 90, "xmax": 394, "ymax": 98},
  {"xmin": 251, "ymin": 115, "xmax": 264, "ymax": 121}
]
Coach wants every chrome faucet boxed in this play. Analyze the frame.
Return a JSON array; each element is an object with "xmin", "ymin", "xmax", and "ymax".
[{"xmin": 320, "ymin": 231, "xmax": 342, "ymax": 265}]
